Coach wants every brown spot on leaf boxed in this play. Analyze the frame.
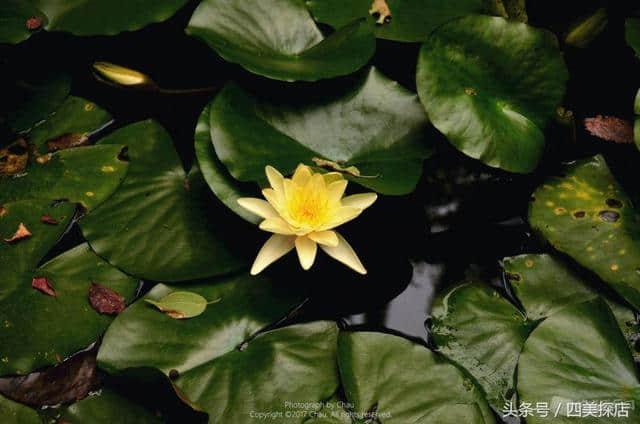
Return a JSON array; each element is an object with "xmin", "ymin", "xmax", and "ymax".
[
  {"xmin": 166, "ymin": 310, "xmax": 186, "ymax": 319},
  {"xmin": 46, "ymin": 133, "xmax": 89, "ymax": 153},
  {"xmin": 573, "ymin": 211, "xmax": 586, "ymax": 218},
  {"xmin": 35, "ymin": 154, "xmax": 51, "ymax": 164},
  {"xmin": 0, "ymin": 139, "xmax": 29, "ymax": 176},
  {"xmin": 25, "ymin": 16, "xmax": 43, "ymax": 31},
  {"xmin": 88, "ymin": 283, "xmax": 125, "ymax": 315},
  {"xmin": 584, "ymin": 116, "xmax": 634, "ymax": 144},
  {"xmin": 0, "ymin": 205, "xmax": 6, "ymax": 218},
  {"xmin": 369, "ymin": 0, "xmax": 392, "ymax": 24},
  {"xmin": 40, "ymin": 215, "xmax": 59, "ymax": 225},
  {"xmin": 4, "ymin": 223, "xmax": 32, "ymax": 243},
  {"xmin": 183, "ymin": 179, "xmax": 191, "ymax": 191},
  {"xmin": 505, "ymin": 272, "xmax": 521, "ymax": 282},
  {"xmin": 598, "ymin": 210, "xmax": 620, "ymax": 222},
  {"xmin": 169, "ymin": 369, "xmax": 180, "ymax": 380},
  {"xmin": 31, "ymin": 277, "xmax": 56, "ymax": 297}
]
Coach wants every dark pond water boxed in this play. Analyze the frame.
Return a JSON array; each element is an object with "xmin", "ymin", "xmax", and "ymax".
[{"xmin": 2, "ymin": 0, "xmax": 640, "ymax": 422}]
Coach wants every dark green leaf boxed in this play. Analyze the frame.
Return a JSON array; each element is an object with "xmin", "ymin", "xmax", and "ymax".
[
  {"xmin": 210, "ymin": 68, "xmax": 433, "ymax": 195},
  {"xmin": 416, "ymin": 15, "xmax": 568, "ymax": 173},
  {"xmin": 186, "ymin": 0, "xmax": 375, "ymax": 81},
  {"xmin": 0, "ymin": 394, "xmax": 39, "ymax": 424},
  {"xmin": 306, "ymin": 0, "xmax": 485, "ymax": 42},
  {"xmin": 518, "ymin": 298, "xmax": 640, "ymax": 423},
  {"xmin": 81, "ymin": 120, "xmax": 247, "ymax": 281},
  {"xmin": 529, "ymin": 155, "xmax": 640, "ymax": 310},
  {"xmin": 0, "ymin": 0, "xmax": 47, "ymax": 44},
  {"xmin": 338, "ymin": 331, "xmax": 496, "ymax": 423}
]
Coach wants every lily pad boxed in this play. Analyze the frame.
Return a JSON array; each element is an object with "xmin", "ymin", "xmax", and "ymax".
[
  {"xmin": 626, "ymin": 18, "xmax": 640, "ymax": 58},
  {"xmin": 416, "ymin": 15, "xmax": 568, "ymax": 173},
  {"xmin": 0, "ymin": 0, "xmax": 190, "ymax": 41},
  {"xmin": 431, "ymin": 282, "xmax": 535, "ymax": 411},
  {"xmin": 0, "ymin": 239, "xmax": 138, "ymax": 376},
  {"xmin": 145, "ymin": 291, "xmax": 217, "ymax": 319},
  {"xmin": 194, "ymin": 103, "xmax": 260, "ymax": 224},
  {"xmin": 503, "ymin": 253, "xmax": 640, "ymax": 359},
  {"xmin": 338, "ymin": 331, "xmax": 496, "ymax": 423},
  {"xmin": 529, "ymin": 155, "xmax": 640, "ymax": 310},
  {"xmin": 305, "ymin": 0, "xmax": 485, "ymax": 42},
  {"xmin": 0, "ymin": 0, "xmax": 47, "ymax": 44},
  {"xmin": 81, "ymin": 120, "xmax": 247, "ymax": 281},
  {"xmin": 210, "ymin": 67, "xmax": 433, "ymax": 195},
  {"xmin": 0, "ymin": 394, "xmax": 39, "ymax": 424},
  {"xmin": 60, "ymin": 386, "xmax": 162, "ymax": 424},
  {"xmin": 518, "ymin": 298, "xmax": 640, "ymax": 423},
  {"xmin": 186, "ymin": 0, "xmax": 375, "ymax": 82}
]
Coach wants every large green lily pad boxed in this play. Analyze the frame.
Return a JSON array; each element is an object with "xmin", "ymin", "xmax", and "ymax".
[
  {"xmin": 194, "ymin": 103, "xmax": 260, "ymax": 224},
  {"xmin": 431, "ymin": 282, "xmax": 535, "ymax": 411},
  {"xmin": 503, "ymin": 254, "xmax": 639, "ymax": 352},
  {"xmin": 518, "ymin": 298, "xmax": 640, "ymax": 423},
  {"xmin": 60, "ymin": 386, "xmax": 162, "ymax": 424},
  {"xmin": 305, "ymin": 0, "xmax": 485, "ymax": 42},
  {"xmin": 0, "ymin": 0, "xmax": 190, "ymax": 41},
  {"xmin": 0, "ymin": 96, "xmax": 127, "ymax": 211},
  {"xmin": 0, "ymin": 394, "xmax": 39, "ymax": 424},
  {"xmin": 338, "ymin": 331, "xmax": 496, "ymax": 423},
  {"xmin": 529, "ymin": 155, "xmax": 640, "ymax": 310},
  {"xmin": 81, "ymin": 120, "xmax": 247, "ymax": 281},
  {"xmin": 186, "ymin": 0, "xmax": 375, "ymax": 82},
  {"xmin": 210, "ymin": 67, "xmax": 433, "ymax": 195},
  {"xmin": 416, "ymin": 15, "xmax": 568, "ymax": 173}
]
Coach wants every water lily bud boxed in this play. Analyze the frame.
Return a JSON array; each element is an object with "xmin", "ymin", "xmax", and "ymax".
[
  {"xmin": 92, "ymin": 62, "xmax": 156, "ymax": 89},
  {"xmin": 565, "ymin": 8, "xmax": 607, "ymax": 48}
]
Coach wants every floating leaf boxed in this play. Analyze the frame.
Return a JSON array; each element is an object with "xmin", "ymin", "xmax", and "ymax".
[
  {"xmin": 626, "ymin": 18, "xmax": 640, "ymax": 58},
  {"xmin": 31, "ymin": 276, "xmax": 55, "ymax": 297},
  {"xmin": 194, "ymin": 103, "xmax": 261, "ymax": 224},
  {"xmin": 209, "ymin": 67, "xmax": 433, "ymax": 195},
  {"xmin": 0, "ymin": 201, "xmax": 138, "ymax": 377},
  {"xmin": 529, "ymin": 155, "xmax": 640, "ymax": 310},
  {"xmin": 306, "ymin": 0, "xmax": 485, "ymax": 42},
  {"xmin": 416, "ymin": 16, "xmax": 568, "ymax": 173},
  {"xmin": 565, "ymin": 8, "xmax": 608, "ymax": 48},
  {"xmin": 3, "ymin": 222, "xmax": 32, "ymax": 243},
  {"xmin": 584, "ymin": 115, "xmax": 634, "ymax": 144},
  {"xmin": 338, "ymin": 331, "xmax": 496, "ymax": 423},
  {"xmin": 186, "ymin": 0, "xmax": 375, "ymax": 81},
  {"xmin": 0, "ymin": 0, "xmax": 190, "ymax": 42},
  {"xmin": 518, "ymin": 298, "xmax": 640, "ymax": 423},
  {"xmin": 431, "ymin": 282, "xmax": 534, "ymax": 411},
  {"xmin": 145, "ymin": 291, "xmax": 216, "ymax": 320},
  {"xmin": 88, "ymin": 283, "xmax": 125, "ymax": 315},
  {"xmin": 81, "ymin": 120, "xmax": 247, "ymax": 281}
]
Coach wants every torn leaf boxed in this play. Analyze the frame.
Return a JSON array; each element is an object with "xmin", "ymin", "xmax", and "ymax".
[
  {"xmin": 32, "ymin": 277, "xmax": 56, "ymax": 297},
  {"xmin": 584, "ymin": 115, "xmax": 634, "ymax": 144},
  {"xmin": 40, "ymin": 215, "xmax": 60, "ymax": 225},
  {"xmin": 145, "ymin": 291, "xmax": 220, "ymax": 320},
  {"xmin": 4, "ymin": 223, "xmax": 32, "ymax": 243},
  {"xmin": 46, "ymin": 133, "xmax": 90, "ymax": 153},
  {"xmin": 88, "ymin": 283, "xmax": 125, "ymax": 315},
  {"xmin": 0, "ymin": 139, "xmax": 29, "ymax": 176},
  {"xmin": 369, "ymin": 0, "xmax": 392, "ymax": 25}
]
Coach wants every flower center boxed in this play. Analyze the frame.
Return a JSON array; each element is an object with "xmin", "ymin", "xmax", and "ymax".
[{"xmin": 287, "ymin": 191, "xmax": 329, "ymax": 228}]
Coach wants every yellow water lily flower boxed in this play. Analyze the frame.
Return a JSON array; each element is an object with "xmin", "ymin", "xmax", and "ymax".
[{"xmin": 238, "ymin": 164, "xmax": 377, "ymax": 275}]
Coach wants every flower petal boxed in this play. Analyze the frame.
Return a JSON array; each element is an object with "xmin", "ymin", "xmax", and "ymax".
[
  {"xmin": 237, "ymin": 198, "xmax": 278, "ymax": 219},
  {"xmin": 341, "ymin": 193, "xmax": 378, "ymax": 210},
  {"xmin": 319, "ymin": 206, "xmax": 362, "ymax": 230},
  {"xmin": 262, "ymin": 188, "xmax": 284, "ymax": 211},
  {"xmin": 259, "ymin": 217, "xmax": 295, "ymax": 235},
  {"xmin": 295, "ymin": 236, "xmax": 317, "ymax": 270},
  {"xmin": 292, "ymin": 164, "xmax": 312, "ymax": 187},
  {"xmin": 250, "ymin": 234, "xmax": 296, "ymax": 275},
  {"xmin": 265, "ymin": 165, "xmax": 284, "ymax": 193},
  {"xmin": 327, "ymin": 180, "xmax": 348, "ymax": 203},
  {"xmin": 308, "ymin": 230, "xmax": 339, "ymax": 247},
  {"xmin": 320, "ymin": 233, "xmax": 366, "ymax": 275},
  {"xmin": 323, "ymin": 172, "xmax": 344, "ymax": 185}
]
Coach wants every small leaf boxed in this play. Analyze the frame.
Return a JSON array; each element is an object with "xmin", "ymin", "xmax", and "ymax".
[
  {"xmin": 311, "ymin": 157, "xmax": 377, "ymax": 178},
  {"xmin": 88, "ymin": 283, "xmax": 125, "ymax": 315},
  {"xmin": 584, "ymin": 115, "xmax": 634, "ymax": 143},
  {"xmin": 31, "ymin": 277, "xmax": 56, "ymax": 297},
  {"xmin": 145, "ymin": 291, "xmax": 219, "ymax": 319},
  {"xmin": 4, "ymin": 223, "xmax": 32, "ymax": 243},
  {"xmin": 40, "ymin": 215, "xmax": 59, "ymax": 225}
]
